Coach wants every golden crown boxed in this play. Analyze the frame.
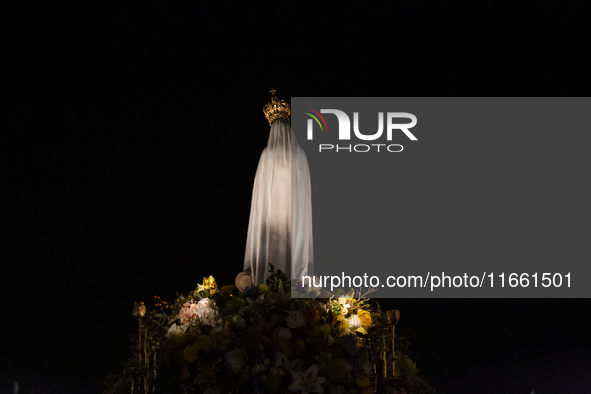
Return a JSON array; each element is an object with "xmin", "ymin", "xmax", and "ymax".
[{"xmin": 263, "ymin": 88, "xmax": 290, "ymax": 125}]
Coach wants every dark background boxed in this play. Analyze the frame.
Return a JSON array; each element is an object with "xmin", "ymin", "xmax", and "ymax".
[{"xmin": 4, "ymin": 2, "xmax": 590, "ymax": 394}]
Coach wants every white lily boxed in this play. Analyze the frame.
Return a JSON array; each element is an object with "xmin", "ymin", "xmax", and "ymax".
[
  {"xmin": 274, "ymin": 352, "xmax": 304, "ymax": 375},
  {"xmin": 288, "ymin": 364, "xmax": 325, "ymax": 394}
]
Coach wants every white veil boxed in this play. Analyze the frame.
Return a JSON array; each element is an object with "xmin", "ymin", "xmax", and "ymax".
[{"xmin": 244, "ymin": 120, "xmax": 314, "ymax": 285}]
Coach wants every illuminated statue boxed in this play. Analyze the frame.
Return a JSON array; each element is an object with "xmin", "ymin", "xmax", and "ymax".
[{"xmin": 236, "ymin": 89, "xmax": 314, "ymax": 288}]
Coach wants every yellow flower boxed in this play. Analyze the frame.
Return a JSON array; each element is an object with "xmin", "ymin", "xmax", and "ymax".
[
  {"xmin": 337, "ymin": 319, "xmax": 349, "ymax": 336},
  {"xmin": 357, "ymin": 309, "xmax": 372, "ymax": 327},
  {"xmin": 356, "ymin": 374, "xmax": 371, "ymax": 388},
  {"xmin": 203, "ymin": 275, "xmax": 217, "ymax": 290},
  {"xmin": 258, "ymin": 284, "xmax": 269, "ymax": 293},
  {"xmin": 198, "ymin": 335, "xmax": 212, "ymax": 353},
  {"xmin": 183, "ymin": 343, "xmax": 200, "ymax": 363},
  {"xmin": 356, "ymin": 327, "xmax": 367, "ymax": 347},
  {"xmin": 220, "ymin": 285, "xmax": 235, "ymax": 295},
  {"xmin": 209, "ymin": 289, "xmax": 216, "ymax": 296}
]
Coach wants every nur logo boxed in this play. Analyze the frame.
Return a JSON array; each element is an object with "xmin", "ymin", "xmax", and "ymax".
[{"xmin": 303, "ymin": 108, "xmax": 418, "ymax": 153}]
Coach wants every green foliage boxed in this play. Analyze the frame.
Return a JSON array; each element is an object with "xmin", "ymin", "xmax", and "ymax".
[
  {"xmin": 104, "ymin": 269, "xmax": 438, "ymax": 394},
  {"xmin": 265, "ymin": 263, "xmax": 288, "ymax": 285}
]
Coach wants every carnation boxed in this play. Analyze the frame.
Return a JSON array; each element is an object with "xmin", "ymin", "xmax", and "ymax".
[{"xmin": 179, "ymin": 300, "xmax": 199, "ymax": 324}]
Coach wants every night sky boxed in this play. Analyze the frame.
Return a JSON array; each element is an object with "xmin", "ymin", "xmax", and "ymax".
[{"xmin": 4, "ymin": 3, "xmax": 591, "ymax": 394}]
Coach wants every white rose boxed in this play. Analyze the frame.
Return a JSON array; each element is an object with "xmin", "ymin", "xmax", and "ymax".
[
  {"xmin": 286, "ymin": 311, "xmax": 306, "ymax": 329},
  {"xmin": 345, "ymin": 314, "xmax": 362, "ymax": 333},
  {"xmin": 203, "ymin": 388, "xmax": 219, "ymax": 394},
  {"xmin": 225, "ymin": 349, "xmax": 248, "ymax": 373},
  {"xmin": 196, "ymin": 297, "xmax": 215, "ymax": 311},
  {"xmin": 273, "ymin": 327, "xmax": 292, "ymax": 342},
  {"xmin": 199, "ymin": 306, "xmax": 222, "ymax": 327}
]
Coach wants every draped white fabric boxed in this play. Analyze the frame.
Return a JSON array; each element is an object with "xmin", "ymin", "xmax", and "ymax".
[{"xmin": 244, "ymin": 120, "xmax": 314, "ymax": 285}]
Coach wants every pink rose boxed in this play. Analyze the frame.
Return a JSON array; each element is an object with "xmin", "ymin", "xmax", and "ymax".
[{"xmin": 178, "ymin": 300, "xmax": 199, "ymax": 323}]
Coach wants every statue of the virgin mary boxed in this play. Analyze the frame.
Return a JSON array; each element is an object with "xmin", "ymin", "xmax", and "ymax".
[{"xmin": 236, "ymin": 89, "xmax": 314, "ymax": 287}]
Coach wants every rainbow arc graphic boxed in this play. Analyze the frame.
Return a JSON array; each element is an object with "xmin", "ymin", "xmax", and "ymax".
[{"xmin": 303, "ymin": 107, "xmax": 329, "ymax": 131}]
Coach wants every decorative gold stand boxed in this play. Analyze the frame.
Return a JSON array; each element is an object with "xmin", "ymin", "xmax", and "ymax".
[
  {"xmin": 131, "ymin": 302, "xmax": 159, "ymax": 393},
  {"xmin": 372, "ymin": 310, "xmax": 400, "ymax": 392}
]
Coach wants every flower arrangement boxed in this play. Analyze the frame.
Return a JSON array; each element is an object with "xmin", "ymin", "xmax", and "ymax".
[{"xmin": 104, "ymin": 266, "xmax": 437, "ymax": 394}]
